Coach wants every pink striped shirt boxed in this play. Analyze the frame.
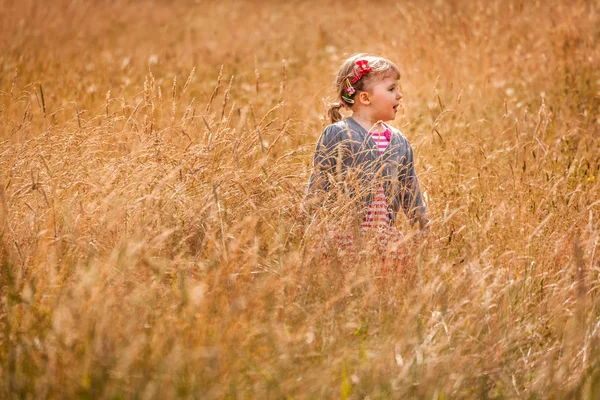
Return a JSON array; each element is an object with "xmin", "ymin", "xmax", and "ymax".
[{"xmin": 361, "ymin": 126, "xmax": 391, "ymax": 229}]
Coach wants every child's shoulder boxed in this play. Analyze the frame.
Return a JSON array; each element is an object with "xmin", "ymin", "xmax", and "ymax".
[
  {"xmin": 323, "ymin": 117, "xmax": 371, "ymax": 137},
  {"xmin": 319, "ymin": 119, "xmax": 354, "ymax": 141},
  {"xmin": 324, "ymin": 119, "xmax": 351, "ymax": 132}
]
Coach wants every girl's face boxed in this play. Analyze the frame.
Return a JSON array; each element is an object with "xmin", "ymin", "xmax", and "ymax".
[{"xmin": 366, "ymin": 76, "xmax": 402, "ymax": 122}]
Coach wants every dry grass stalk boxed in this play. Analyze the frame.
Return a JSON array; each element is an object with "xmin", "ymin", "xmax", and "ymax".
[
  {"xmin": 0, "ymin": 0, "xmax": 599, "ymax": 398},
  {"xmin": 206, "ymin": 64, "xmax": 223, "ymax": 113}
]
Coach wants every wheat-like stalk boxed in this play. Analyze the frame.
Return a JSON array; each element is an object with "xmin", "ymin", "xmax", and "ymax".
[{"xmin": 0, "ymin": 0, "xmax": 599, "ymax": 398}]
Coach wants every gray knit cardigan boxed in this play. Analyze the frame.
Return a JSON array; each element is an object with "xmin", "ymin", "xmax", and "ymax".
[{"xmin": 305, "ymin": 117, "xmax": 428, "ymax": 227}]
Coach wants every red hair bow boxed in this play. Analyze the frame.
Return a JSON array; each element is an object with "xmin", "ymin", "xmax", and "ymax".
[{"xmin": 351, "ymin": 60, "xmax": 372, "ymax": 84}]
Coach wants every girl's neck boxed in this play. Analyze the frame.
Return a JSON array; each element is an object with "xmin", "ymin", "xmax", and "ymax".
[{"xmin": 350, "ymin": 112, "xmax": 386, "ymax": 133}]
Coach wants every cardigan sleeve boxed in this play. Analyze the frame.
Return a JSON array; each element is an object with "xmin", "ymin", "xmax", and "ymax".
[{"xmin": 304, "ymin": 124, "xmax": 341, "ymax": 209}]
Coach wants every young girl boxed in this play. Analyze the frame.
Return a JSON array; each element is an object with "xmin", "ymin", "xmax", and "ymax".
[{"xmin": 305, "ymin": 54, "xmax": 428, "ymax": 257}]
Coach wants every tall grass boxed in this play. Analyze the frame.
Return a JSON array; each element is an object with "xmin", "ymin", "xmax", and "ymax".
[{"xmin": 1, "ymin": 0, "xmax": 599, "ymax": 397}]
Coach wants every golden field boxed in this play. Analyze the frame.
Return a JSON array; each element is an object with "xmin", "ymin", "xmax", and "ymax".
[{"xmin": 1, "ymin": 0, "xmax": 599, "ymax": 398}]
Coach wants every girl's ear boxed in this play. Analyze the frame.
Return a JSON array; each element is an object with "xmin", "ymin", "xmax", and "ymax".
[{"xmin": 358, "ymin": 91, "xmax": 370, "ymax": 105}]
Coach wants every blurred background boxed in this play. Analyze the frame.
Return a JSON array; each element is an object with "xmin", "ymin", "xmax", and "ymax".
[{"xmin": 1, "ymin": 0, "xmax": 599, "ymax": 398}]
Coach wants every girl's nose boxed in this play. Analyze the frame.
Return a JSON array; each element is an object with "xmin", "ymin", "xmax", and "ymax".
[{"xmin": 396, "ymin": 90, "xmax": 403, "ymax": 100}]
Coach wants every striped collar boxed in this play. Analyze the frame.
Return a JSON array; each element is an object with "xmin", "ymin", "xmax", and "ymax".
[{"xmin": 346, "ymin": 117, "xmax": 393, "ymax": 141}]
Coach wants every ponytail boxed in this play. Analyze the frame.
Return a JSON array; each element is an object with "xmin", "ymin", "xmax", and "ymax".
[{"xmin": 327, "ymin": 101, "xmax": 344, "ymax": 123}]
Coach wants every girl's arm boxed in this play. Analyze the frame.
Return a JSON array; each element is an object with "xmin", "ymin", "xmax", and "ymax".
[
  {"xmin": 399, "ymin": 140, "xmax": 429, "ymax": 229},
  {"xmin": 304, "ymin": 125, "xmax": 339, "ymax": 212}
]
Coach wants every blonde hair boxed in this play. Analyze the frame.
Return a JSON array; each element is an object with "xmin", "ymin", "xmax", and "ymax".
[{"xmin": 328, "ymin": 53, "xmax": 401, "ymax": 123}]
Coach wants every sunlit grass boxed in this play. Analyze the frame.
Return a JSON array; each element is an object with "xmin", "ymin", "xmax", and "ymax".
[{"xmin": 1, "ymin": 0, "xmax": 599, "ymax": 398}]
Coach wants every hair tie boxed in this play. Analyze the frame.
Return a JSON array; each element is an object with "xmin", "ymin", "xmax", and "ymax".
[
  {"xmin": 341, "ymin": 96, "xmax": 354, "ymax": 105},
  {"xmin": 342, "ymin": 78, "xmax": 356, "ymax": 104}
]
